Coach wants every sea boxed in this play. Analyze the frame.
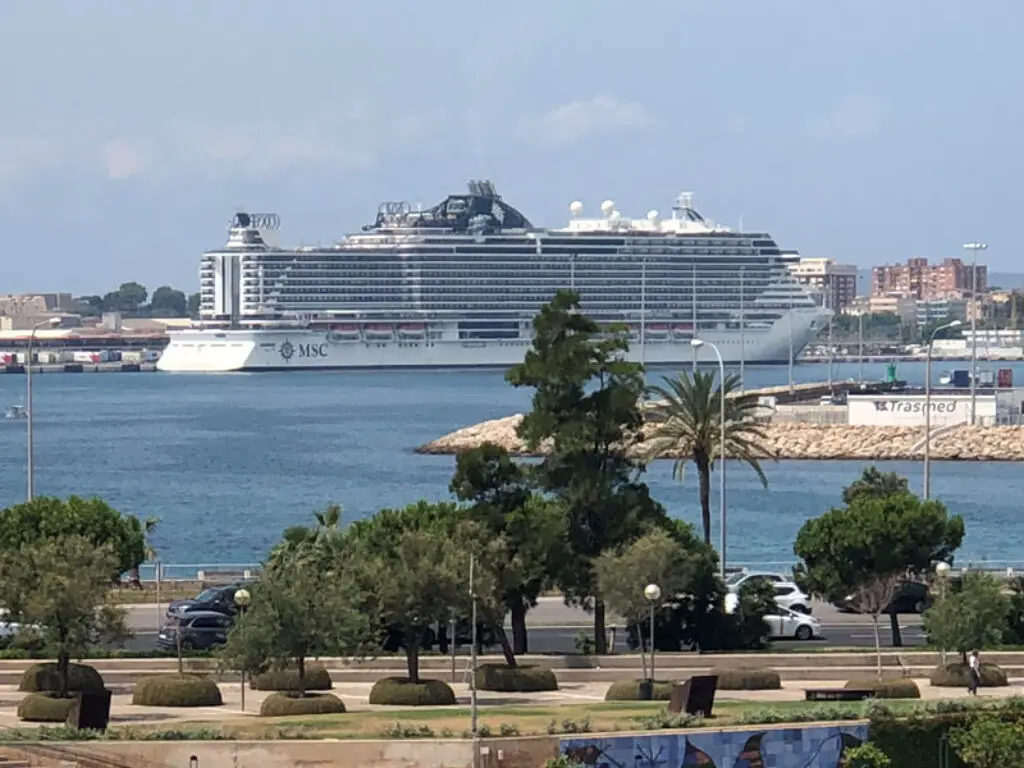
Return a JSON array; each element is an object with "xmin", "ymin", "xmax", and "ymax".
[{"xmin": 1, "ymin": 359, "xmax": 1022, "ymax": 572}]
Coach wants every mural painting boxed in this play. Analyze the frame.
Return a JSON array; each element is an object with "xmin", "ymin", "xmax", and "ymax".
[{"xmin": 560, "ymin": 723, "xmax": 869, "ymax": 768}]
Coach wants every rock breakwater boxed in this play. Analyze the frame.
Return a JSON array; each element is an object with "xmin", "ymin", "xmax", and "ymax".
[{"xmin": 417, "ymin": 416, "xmax": 1024, "ymax": 461}]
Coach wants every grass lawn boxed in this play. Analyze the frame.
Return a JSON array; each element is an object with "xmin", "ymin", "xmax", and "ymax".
[{"xmin": 123, "ymin": 699, "xmax": 905, "ymax": 741}]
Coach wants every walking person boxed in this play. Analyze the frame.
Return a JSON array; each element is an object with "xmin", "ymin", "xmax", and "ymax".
[{"xmin": 968, "ymin": 650, "xmax": 981, "ymax": 696}]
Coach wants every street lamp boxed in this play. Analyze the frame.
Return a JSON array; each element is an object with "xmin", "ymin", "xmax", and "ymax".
[
  {"xmin": 233, "ymin": 588, "xmax": 252, "ymax": 711},
  {"xmin": 934, "ymin": 562, "xmax": 951, "ymax": 664},
  {"xmin": 26, "ymin": 317, "xmax": 60, "ymax": 501},
  {"xmin": 962, "ymin": 242, "xmax": 987, "ymax": 425},
  {"xmin": 643, "ymin": 583, "xmax": 661, "ymax": 697},
  {"xmin": 690, "ymin": 338, "xmax": 727, "ymax": 577},
  {"xmin": 924, "ymin": 320, "xmax": 963, "ymax": 500}
]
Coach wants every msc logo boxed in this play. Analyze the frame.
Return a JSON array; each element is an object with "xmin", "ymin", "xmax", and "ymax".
[{"xmin": 279, "ymin": 339, "xmax": 329, "ymax": 363}]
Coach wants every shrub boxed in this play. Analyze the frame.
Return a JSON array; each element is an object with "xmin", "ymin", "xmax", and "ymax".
[
  {"xmin": 841, "ymin": 742, "xmax": 892, "ymax": 768},
  {"xmin": 368, "ymin": 677, "xmax": 456, "ymax": 706},
  {"xmin": 474, "ymin": 664, "xmax": 559, "ymax": 692},
  {"xmin": 711, "ymin": 667, "xmax": 782, "ymax": 690},
  {"xmin": 844, "ymin": 678, "xmax": 921, "ymax": 699},
  {"xmin": 16, "ymin": 693, "xmax": 76, "ymax": 723},
  {"xmin": 603, "ymin": 680, "xmax": 675, "ymax": 701},
  {"xmin": 18, "ymin": 663, "xmax": 105, "ymax": 694},
  {"xmin": 131, "ymin": 675, "xmax": 223, "ymax": 707},
  {"xmin": 259, "ymin": 692, "xmax": 346, "ymax": 717},
  {"xmin": 930, "ymin": 662, "xmax": 1008, "ymax": 688},
  {"xmin": 250, "ymin": 665, "xmax": 332, "ymax": 692}
]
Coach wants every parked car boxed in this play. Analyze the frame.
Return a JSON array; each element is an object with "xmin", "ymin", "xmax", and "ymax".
[
  {"xmin": 725, "ymin": 571, "xmax": 790, "ymax": 593},
  {"xmin": 166, "ymin": 581, "xmax": 255, "ymax": 621},
  {"xmin": 764, "ymin": 606, "xmax": 821, "ymax": 641},
  {"xmin": 834, "ymin": 580, "xmax": 932, "ymax": 614},
  {"xmin": 772, "ymin": 582, "xmax": 813, "ymax": 614},
  {"xmin": 157, "ymin": 611, "xmax": 234, "ymax": 652}
]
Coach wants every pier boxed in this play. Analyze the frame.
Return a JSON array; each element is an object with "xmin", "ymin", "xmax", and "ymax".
[{"xmin": 2, "ymin": 362, "xmax": 158, "ymax": 374}]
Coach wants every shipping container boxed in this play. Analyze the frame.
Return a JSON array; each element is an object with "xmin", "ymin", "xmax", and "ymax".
[
  {"xmin": 998, "ymin": 368, "xmax": 1014, "ymax": 388},
  {"xmin": 952, "ymin": 369, "xmax": 971, "ymax": 388}
]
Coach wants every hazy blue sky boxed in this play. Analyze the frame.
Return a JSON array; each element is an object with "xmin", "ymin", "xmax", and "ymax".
[{"xmin": 0, "ymin": 0, "xmax": 1019, "ymax": 294}]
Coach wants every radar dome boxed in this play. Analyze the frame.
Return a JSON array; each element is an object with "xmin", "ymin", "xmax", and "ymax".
[
  {"xmin": 600, "ymin": 200, "xmax": 615, "ymax": 216},
  {"xmin": 610, "ymin": 210, "xmax": 622, "ymax": 221},
  {"xmin": 646, "ymin": 209, "xmax": 660, "ymax": 222},
  {"xmin": 569, "ymin": 201, "xmax": 583, "ymax": 216}
]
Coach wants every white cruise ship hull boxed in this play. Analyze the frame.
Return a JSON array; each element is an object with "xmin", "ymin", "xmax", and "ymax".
[{"xmin": 157, "ymin": 308, "xmax": 829, "ymax": 372}]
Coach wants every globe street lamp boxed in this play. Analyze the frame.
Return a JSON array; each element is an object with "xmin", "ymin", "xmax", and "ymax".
[
  {"xmin": 690, "ymin": 338, "xmax": 727, "ymax": 577},
  {"xmin": 644, "ymin": 583, "xmax": 662, "ymax": 698},
  {"xmin": 934, "ymin": 562, "xmax": 951, "ymax": 664},
  {"xmin": 924, "ymin": 320, "xmax": 963, "ymax": 500},
  {"xmin": 234, "ymin": 588, "xmax": 252, "ymax": 711},
  {"xmin": 26, "ymin": 317, "xmax": 60, "ymax": 501}
]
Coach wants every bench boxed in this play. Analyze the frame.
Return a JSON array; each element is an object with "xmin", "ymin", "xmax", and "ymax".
[{"xmin": 804, "ymin": 688, "xmax": 874, "ymax": 702}]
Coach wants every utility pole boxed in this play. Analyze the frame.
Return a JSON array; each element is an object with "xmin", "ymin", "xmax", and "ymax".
[{"xmin": 469, "ymin": 554, "xmax": 479, "ymax": 767}]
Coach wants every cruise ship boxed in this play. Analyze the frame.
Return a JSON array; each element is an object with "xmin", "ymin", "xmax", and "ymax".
[{"xmin": 157, "ymin": 181, "xmax": 831, "ymax": 372}]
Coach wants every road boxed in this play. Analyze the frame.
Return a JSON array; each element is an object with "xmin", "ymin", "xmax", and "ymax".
[{"xmin": 122, "ymin": 598, "xmax": 925, "ymax": 654}]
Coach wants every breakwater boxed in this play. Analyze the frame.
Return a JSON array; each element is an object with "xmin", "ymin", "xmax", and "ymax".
[{"xmin": 417, "ymin": 415, "xmax": 1024, "ymax": 461}]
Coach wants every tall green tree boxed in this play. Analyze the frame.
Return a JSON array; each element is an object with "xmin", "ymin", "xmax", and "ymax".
[
  {"xmin": 149, "ymin": 286, "xmax": 188, "ymax": 317},
  {"xmin": 950, "ymin": 716, "xmax": 1024, "ymax": 768},
  {"xmin": 0, "ymin": 536, "xmax": 128, "ymax": 697},
  {"xmin": 506, "ymin": 290, "xmax": 666, "ymax": 654},
  {"xmin": 842, "ymin": 466, "xmax": 910, "ymax": 505},
  {"xmin": 644, "ymin": 370, "xmax": 770, "ymax": 545},
  {"xmin": 924, "ymin": 571, "xmax": 1009, "ymax": 664},
  {"xmin": 0, "ymin": 496, "xmax": 147, "ymax": 579},
  {"xmin": 794, "ymin": 484, "xmax": 964, "ymax": 676},
  {"xmin": 450, "ymin": 444, "xmax": 565, "ymax": 655}
]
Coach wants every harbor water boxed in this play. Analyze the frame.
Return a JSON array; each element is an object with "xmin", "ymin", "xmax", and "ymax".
[{"xmin": 1, "ymin": 360, "xmax": 1022, "ymax": 567}]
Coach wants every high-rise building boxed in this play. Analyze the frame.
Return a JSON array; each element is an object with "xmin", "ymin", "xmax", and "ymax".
[
  {"xmin": 871, "ymin": 258, "xmax": 986, "ymax": 300},
  {"xmin": 789, "ymin": 257, "xmax": 858, "ymax": 310}
]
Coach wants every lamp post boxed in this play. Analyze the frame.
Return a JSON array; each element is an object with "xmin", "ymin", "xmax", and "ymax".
[
  {"xmin": 26, "ymin": 317, "xmax": 60, "ymax": 502},
  {"xmin": 962, "ymin": 242, "xmax": 987, "ymax": 425},
  {"xmin": 858, "ymin": 313, "xmax": 865, "ymax": 384},
  {"xmin": 924, "ymin": 320, "xmax": 963, "ymax": 500},
  {"xmin": 690, "ymin": 338, "xmax": 726, "ymax": 577},
  {"xmin": 643, "ymin": 583, "xmax": 661, "ymax": 696},
  {"xmin": 233, "ymin": 588, "xmax": 251, "ymax": 711},
  {"xmin": 934, "ymin": 562, "xmax": 950, "ymax": 664}
]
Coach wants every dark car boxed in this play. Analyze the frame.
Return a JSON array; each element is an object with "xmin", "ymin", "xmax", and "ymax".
[
  {"xmin": 835, "ymin": 580, "xmax": 932, "ymax": 614},
  {"xmin": 157, "ymin": 610, "xmax": 234, "ymax": 651},
  {"xmin": 166, "ymin": 581, "xmax": 254, "ymax": 621}
]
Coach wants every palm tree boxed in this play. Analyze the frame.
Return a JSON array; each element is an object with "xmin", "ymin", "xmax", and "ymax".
[{"xmin": 644, "ymin": 371, "xmax": 771, "ymax": 545}]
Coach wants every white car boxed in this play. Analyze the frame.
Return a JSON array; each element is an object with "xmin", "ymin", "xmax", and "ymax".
[
  {"xmin": 765, "ymin": 606, "xmax": 821, "ymax": 641},
  {"xmin": 725, "ymin": 571, "xmax": 812, "ymax": 614},
  {"xmin": 725, "ymin": 570, "xmax": 790, "ymax": 592}
]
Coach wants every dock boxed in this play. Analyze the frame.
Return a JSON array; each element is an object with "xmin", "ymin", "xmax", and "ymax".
[{"xmin": 2, "ymin": 362, "xmax": 158, "ymax": 374}]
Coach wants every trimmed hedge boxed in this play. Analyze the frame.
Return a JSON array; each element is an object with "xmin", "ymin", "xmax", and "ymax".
[
  {"xmin": 19, "ymin": 663, "xmax": 105, "ymax": 694},
  {"xmin": 250, "ymin": 665, "xmax": 333, "ymax": 692},
  {"xmin": 604, "ymin": 680, "xmax": 675, "ymax": 701},
  {"xmin": 929, "ymin": 662, "xmax": 1008, "ymax": 688},
  {"xmin": 844, "ymin": 678, "xmax": 922, "ymax": 699},
  {"xmin": 132, "ymin": 675, "xmax": 223, "ymax": 707},
  {"xmin": 711, "ymin": 668, "xmax": 782, "ymax": 691},
  {"xmin": 368, "ymin": 677, "xmax": 456, "ymax": 706},
  {"xmin": 259, "ymin": 692, "xmax": 346, "ymax": 717},
  {"xmin": 16, "ymin": 692, "xmax": 76, "ymax": 723},
  {"xmin": 474, "ymin": 664, "xmax": 559, "ymax": 692}
]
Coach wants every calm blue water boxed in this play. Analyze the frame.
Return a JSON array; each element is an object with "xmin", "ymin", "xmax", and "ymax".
[{"xmin": 0, "ymin": 360, "xmax": 1022, "ymax": 569}]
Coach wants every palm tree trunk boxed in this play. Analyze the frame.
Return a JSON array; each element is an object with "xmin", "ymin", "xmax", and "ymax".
[{"xmin": 696, "ymin": 455, "xmax": 712, "ymax": 546}]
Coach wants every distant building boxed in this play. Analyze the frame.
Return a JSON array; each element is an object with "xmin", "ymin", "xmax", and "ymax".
[
  {"xmin": 872, "ymin": 257, "xmax": 986, "ymax": 300},
  {"xmin": 789, "ymin": 257, "xmax": 858, "ymax": 310},
  {"xmin": 845, "ymin": 295, "xmax": 918, "ymax": 324},
  {"xmin": 916, "ymin": 298, "xmax": 967, "ymax": 327}
]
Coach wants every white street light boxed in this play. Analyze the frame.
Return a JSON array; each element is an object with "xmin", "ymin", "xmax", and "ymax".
[
  {"xmin": 924, "ymin": 320, "xmax": 963, "ymax": 499},
  {"xmin": 962, "ymin": 242, "xmax": 987, "ymax": 425},
  {"xmin": 934, "ymin": 561, "xmax": 951, "ymax": 664},
  {"xmin": 690, "ymin": 338, "xmax": 727, "ymax": 577},
  {"xmin": 234, "ymin": 588, "xmax": 252, "ymax": 710},
  {"xmin": 644, "ymin": 583, "xmax": 661, "ymax": 694},
  {"xmin": 26, "ymin": 317, "xmax": 61, "ymax": 502}
]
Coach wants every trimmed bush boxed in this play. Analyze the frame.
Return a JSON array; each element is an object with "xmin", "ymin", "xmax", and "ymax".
[
  {"xmin": 604, "ymin": 680, "xmax": 675, "ymax": 701},
  {"xmin": 18, "ymin": 662, "xmax": 105, "ymax": 694},
  {"xmin": 711, "ymin": 668, "xmax": 782, "ymax": 691},
  {"xmin": 368, "ymin": 677, "xmax": 456, "ymax": 706},
  {"xmin": 474, "ymin": 664, "xmax": 559, "ymax": 692},
  {"xmin": 250, "ymin": 665, "xmax": 333, "ymax": 692},
  {"xmin": 259, "ymin": 691, "xmax": 346, "ymax": 717},
  {"xmin": 16, "ymin": 692, "xmax": 76, "ymax": 722},
  {"xmin": 929, "ymin": 662, "xmax": 1008, "ymax": 688},
  {"xmin": 132, "ymin": 675, "xmax": 223, "ymax": 707},
  {"xmin": 844, "ymin": 678, "xmax": 921, "ymax": 699}
]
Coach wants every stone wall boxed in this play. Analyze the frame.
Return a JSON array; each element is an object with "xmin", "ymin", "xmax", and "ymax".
[{"xmin": 417, "ymin": 414, "xmax": 1024, "ymax": 461}]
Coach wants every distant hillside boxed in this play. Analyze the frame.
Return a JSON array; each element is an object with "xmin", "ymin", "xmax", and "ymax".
[{"xmin": 856, "ymin": 269, "xmax": 1024, "ymax": 294}]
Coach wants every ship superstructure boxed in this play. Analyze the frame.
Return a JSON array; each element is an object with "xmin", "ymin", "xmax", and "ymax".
[{"xmin": 157, "ymin": 181, "xmax": 830, "ymax": 372}]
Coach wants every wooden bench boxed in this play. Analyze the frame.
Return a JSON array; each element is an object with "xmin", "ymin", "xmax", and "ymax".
[{"xmin": 804, "ymin": 688, "xmax": 874, "ymax": 702}]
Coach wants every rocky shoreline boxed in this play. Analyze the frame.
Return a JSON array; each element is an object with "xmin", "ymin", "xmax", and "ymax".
[{"xmin": 417, "ymin": 416, "xmax": 1024, "ymax": 461}]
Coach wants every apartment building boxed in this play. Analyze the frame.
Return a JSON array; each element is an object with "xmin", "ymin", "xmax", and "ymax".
[
  {"xmin": 789, "ymin": 257, "xmax": 858, "ymax": 310},
  {"xmin": 871, "ymin": 258, "xmax": 987, "ymax": 300}
]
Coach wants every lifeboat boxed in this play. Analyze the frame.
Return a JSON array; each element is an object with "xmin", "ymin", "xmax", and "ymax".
[
  {"xmin": 328, "ymin": 323, "xmax": 361, "ymax": 340},
  {"xmin": 363, "ymin": 324, "xmax": 395, "ymax": 340},
  {"xmin": 671, "ymin": 323, "xmax": 694, "ymax": 340},
  {"xmin": 644, "ymin": 324, "xmax": 670, "ymax": 340},
  {"xmin": 397, "ymin": 323, "xmax": 427, "ymax": 339}
]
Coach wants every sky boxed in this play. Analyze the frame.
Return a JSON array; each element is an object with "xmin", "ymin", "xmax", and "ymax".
[{"xmin": 0, "ymin": 0, "xmax": 1020, "ymax": 295}]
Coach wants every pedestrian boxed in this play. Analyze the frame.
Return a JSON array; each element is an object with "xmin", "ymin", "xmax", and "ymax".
[{"xmin": 968, "ymin": 650, "xmax": 981, "ymax": 696}]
